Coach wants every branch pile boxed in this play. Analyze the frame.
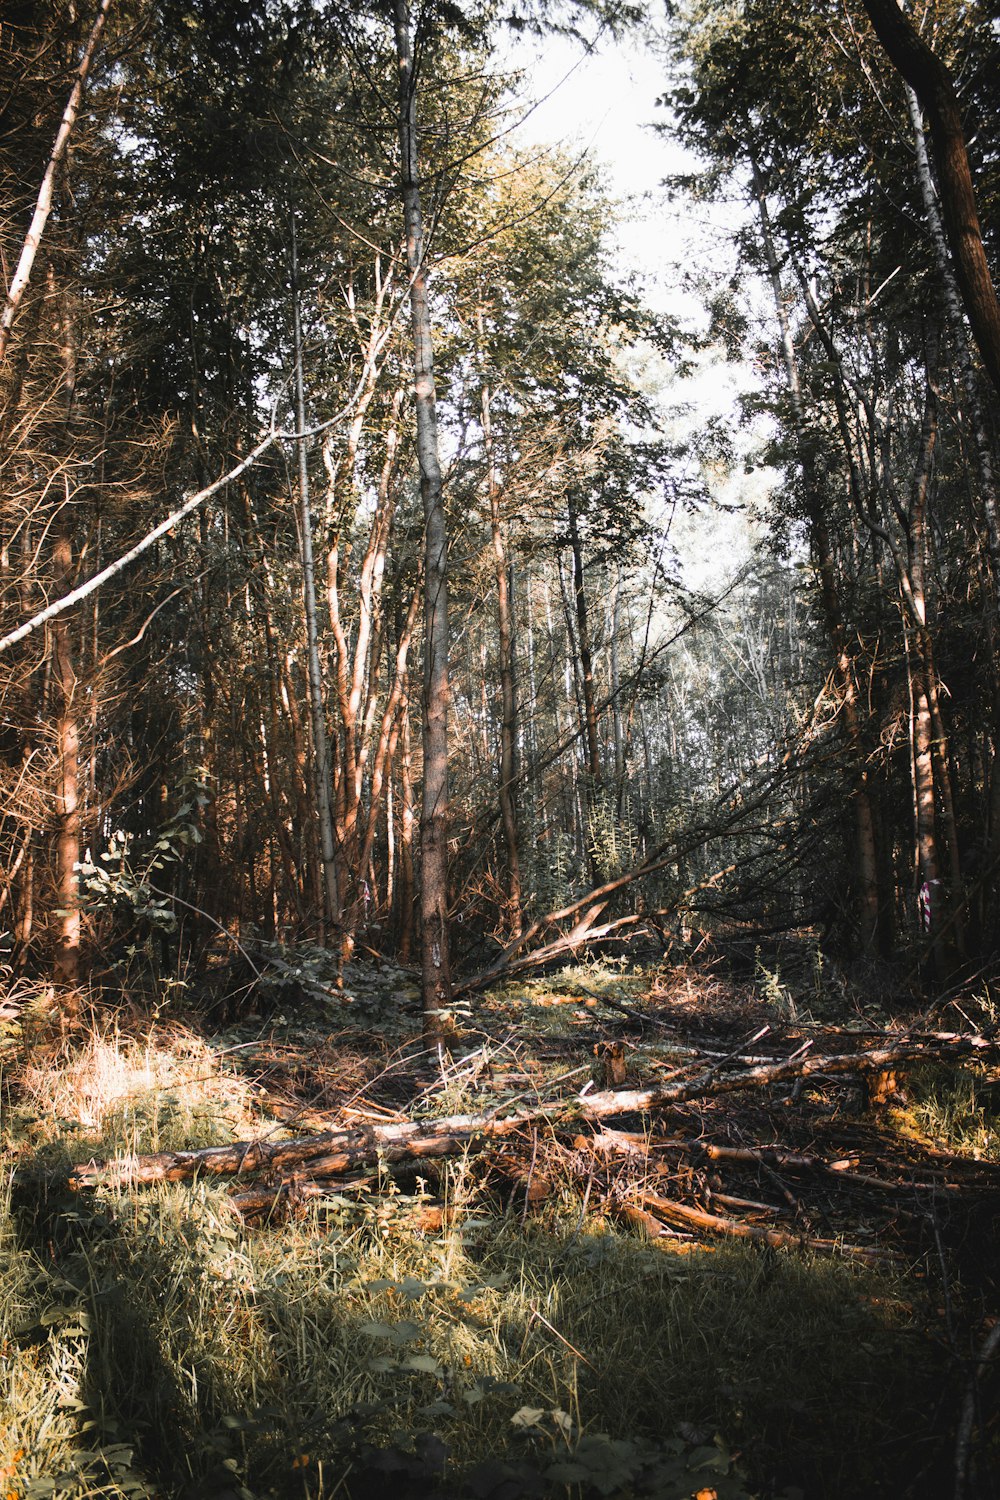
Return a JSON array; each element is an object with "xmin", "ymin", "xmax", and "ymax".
[{"xmin": 60, "ymin": 1027, "xmax": 1000, "ymax": 1259}]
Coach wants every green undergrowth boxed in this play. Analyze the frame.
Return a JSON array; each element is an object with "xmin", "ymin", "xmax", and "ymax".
[
  {"xmin": 891, "ymin": 1061, "xmax": 1000, "ymax": 1160},
  {"xmin": 2, "ymin": 1160, "xmax": 946, "ymax": 1500},
  {"xmin": 0, "ymin": 973, "xmax": 984, "ymax": 1499}
]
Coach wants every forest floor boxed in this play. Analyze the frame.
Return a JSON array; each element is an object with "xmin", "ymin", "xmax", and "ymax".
[{"xmin": 1, "ymin": 938, "xmax": 999, "ymax": 1500}]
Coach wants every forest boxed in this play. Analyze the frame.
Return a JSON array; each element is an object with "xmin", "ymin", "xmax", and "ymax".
[{"xmin": 1, "ymin": 0, "xmax": 1000, "ymax": 1496}]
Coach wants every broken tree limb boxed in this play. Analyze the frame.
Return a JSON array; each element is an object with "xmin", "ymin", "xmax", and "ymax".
[
  {"xmin": 64, "ymin": 1033, "xmax": 993, "ymax": 1192},
  {"xmin": 635, "ymin": 1190, "xmax": 890, "ymax": 1262},
  {"xmin": 67, "ymin": 1113, "xmax": 526, "ymax": 1188},
  {"xmin": 0, "ymin": 0, "xmax": 114, "ymax": 364},
  {"xmin": 0, "ymin": 367, "xmax": 391, "ymax": 655},
  {"xmin": 700, "ymin": 1143, "xmax": 975, "ymax": 1195}
]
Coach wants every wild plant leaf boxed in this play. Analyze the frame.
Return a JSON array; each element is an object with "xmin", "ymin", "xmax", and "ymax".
[
  {"xmin": 358, "ymin": 1319, "xmax": 420, "ymax": 1344},
  {"xmin": 688, "ymin": 1442, "xmax": 731, "ymax": 1472},
  {"xmin": 403, "ymin": 1353, "xmax": 443, "ymax": 1375},
  {"xmin": 398, "ymin": 1275, "xmax": 432, "ymax": 1298},
  {"xmin": 510, "ymin": 1406, "xmax": 546, "ymax": 1429},
  {"xmin": 417, "ymin": 1398, "xmax": 454, "ymax": 1417},
  {"xmin": 40, "ymin": 1303, "xmax": 91, "ymax": 1333}
]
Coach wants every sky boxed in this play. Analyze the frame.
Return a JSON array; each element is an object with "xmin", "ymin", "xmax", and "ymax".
[
  {"xmin": 502, "ymin": 29, "xmax": 734, "ymax": 321},
  {"xmin": 501, "ymin": 29, "xmax": 773, "ymax": 591}
]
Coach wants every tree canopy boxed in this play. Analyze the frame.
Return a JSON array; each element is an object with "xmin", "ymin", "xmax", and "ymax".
[{"xmin": 2, "ymin": 0, "xmax": 1000, "ymax": 1012}]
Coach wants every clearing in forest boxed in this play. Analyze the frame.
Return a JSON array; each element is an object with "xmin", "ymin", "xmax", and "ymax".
[{"xmin": 2, "ymin": 946, "xmax": 998, "ymax": 1500}]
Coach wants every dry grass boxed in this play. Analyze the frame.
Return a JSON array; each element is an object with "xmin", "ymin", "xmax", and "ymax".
[
  {"xmin": 10, "ymin": 1013, "xmax": 268, "ymax": 1156},
  {"xmin": 0, "ymin": 975, "xmax": 988, "ymax": 1499}
]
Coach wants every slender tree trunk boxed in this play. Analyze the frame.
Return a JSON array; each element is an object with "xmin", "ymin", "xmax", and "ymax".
[
  {"xmin": 392, "ymin": 0, "xmax": 452, "ymax": 1030},
  {"xmin": 751, "ymin": 163, "xmax": 881, "ymax": 953},
  {"xmin": 281, "ymin": 652, "xmax": 318, "ymax": 918},
  {"xmin": 568, "ymin": 497, "xmax": 602, "ymax": 784},
  {"xmin": 479, "ymin": 359, "xmax": 522, "ymax": 936},
  {"xmin": 609, "ymin": 568, "xmax": 626, "ymax": 818},
  {"xmin": 52, "ymin": 523, "xmax": 81, "ymax": 996},
  {"xmin": 399, "ymin": 677, "xmax": 416, "ymax": 964},
  {"xmin": 0, "ymin": 0, "xmax": 113, "ymax": 363},
  {"xmin": 49, "ymin": 244, "xmax": 82, "ymax": 1005},
  {"xmin": 356, "ymin": 580, "xmax": 421, "ymax": 886},
  {"xmin": 291, "ymin": 222, "xmax": 341, "ymax": 944}
]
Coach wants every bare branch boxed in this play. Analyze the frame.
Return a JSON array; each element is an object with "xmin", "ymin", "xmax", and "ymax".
[{"xmin": 0, "ymin": 0, "xmax": 114, "ymax": 363}]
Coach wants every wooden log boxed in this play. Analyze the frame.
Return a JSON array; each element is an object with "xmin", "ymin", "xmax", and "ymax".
[
  {"xmin": 700, "ymin": 1142, "xmax": 986, "ymax": 1194},
  {"xmin": 637, "ymin": 1191, "xmax": 890, "ymax": 1261},
  {"xmin": 64, "ymin": 1033, "xmax": 993, "ymax": 1192}
]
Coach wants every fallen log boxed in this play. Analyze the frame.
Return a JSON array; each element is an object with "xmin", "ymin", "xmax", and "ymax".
[
  {"xmin": 700, "ymin": 1142, "xmax": 992, "ymax": 1195},
  {"xmin": 61, "ymin": 1032, "xmax": 993, "ymax": 1193},
  {"xmin": 635, "ymin": 1189, "xmax": 891, "ymax": 1261}
]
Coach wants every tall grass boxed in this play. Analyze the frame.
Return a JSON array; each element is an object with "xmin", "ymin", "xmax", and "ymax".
[{"xmin": 0, "ymin": 1013, "xmax": 960, "ymax": 1498}]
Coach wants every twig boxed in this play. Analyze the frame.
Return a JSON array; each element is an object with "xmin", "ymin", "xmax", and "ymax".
[
  {"xmin": 521, "ymin": 1127, "xmax": 539, "ymax": 1227},
  {"xmin": 527, "ymin": 1304, "xmax": 595, "ymax": 1370},
  {"xmin": 954, "ymin": 1319, "xmax": 1000, "ymax": 1500},
  {"xmin": 637, "ymin": 1190, "xmax": 889, "ymax": 1262}
]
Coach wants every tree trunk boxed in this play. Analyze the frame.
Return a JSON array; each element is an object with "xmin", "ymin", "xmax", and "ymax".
[
  {"xmin": 479, "ymin": 360, "xmax": 523, "ymax": 937},
  {"xmin": 392, "ymin": 0, "xmax": 452, "ymax": 1032},
  {"xmin": 291, "ymin": 222, "xmax": 341, "ymax": 944},
  {"xmin": 862, "ymin": 0, "xmax": 1000, "ymax": 395}
]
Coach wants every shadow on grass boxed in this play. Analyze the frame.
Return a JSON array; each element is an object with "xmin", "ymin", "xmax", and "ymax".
[{"xmin": 7, "ymin": 1160, "xmax": 971, "ymax": 1500}]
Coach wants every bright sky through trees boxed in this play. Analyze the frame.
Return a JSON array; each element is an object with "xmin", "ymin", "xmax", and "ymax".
[{"xmin": 505, "ymin": 29, "xmax": 769, "ymax": 590}]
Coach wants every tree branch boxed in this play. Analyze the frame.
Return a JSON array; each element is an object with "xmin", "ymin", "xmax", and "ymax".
[{"xmin": 0, "ymin": 0, "xmax": 114, "ymax": 363}]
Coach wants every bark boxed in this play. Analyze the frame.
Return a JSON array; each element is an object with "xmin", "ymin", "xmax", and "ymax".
[
  {"xmin": 392, "ymin": 0, "xmax": 452, "ymax": 1032},
  {"xmin": 0, "ymin": 0, "xmax": 114, "ymax": 363},
  {"xmin": 291, "ymin": 222, "xmax": 341, "ymax": 939},
  {"xmin": 861, "ymin": 0, "xmax": 1000, "ymax": 395},
  {"xmin": 65, "ymin": 1033, "xmax": 989, "ymax": 1192}
]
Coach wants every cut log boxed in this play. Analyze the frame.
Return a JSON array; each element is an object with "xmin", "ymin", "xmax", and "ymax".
[
  {"xmin": 64, "ymin": 1033, "xmax": 993, "ymax": 1192},
  {"xmin": 636, "ymin": 1191, "xmax": 890, "ymax": 1261}
]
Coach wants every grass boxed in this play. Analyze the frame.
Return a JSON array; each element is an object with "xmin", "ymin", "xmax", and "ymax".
[
  {"xmin": 0, "ymin": 977, "xmax": 987, "ymax": 1499},
  {"xmin": 892, "ymin": 1062, "xmax": 1000, "ymax": 1161}
]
